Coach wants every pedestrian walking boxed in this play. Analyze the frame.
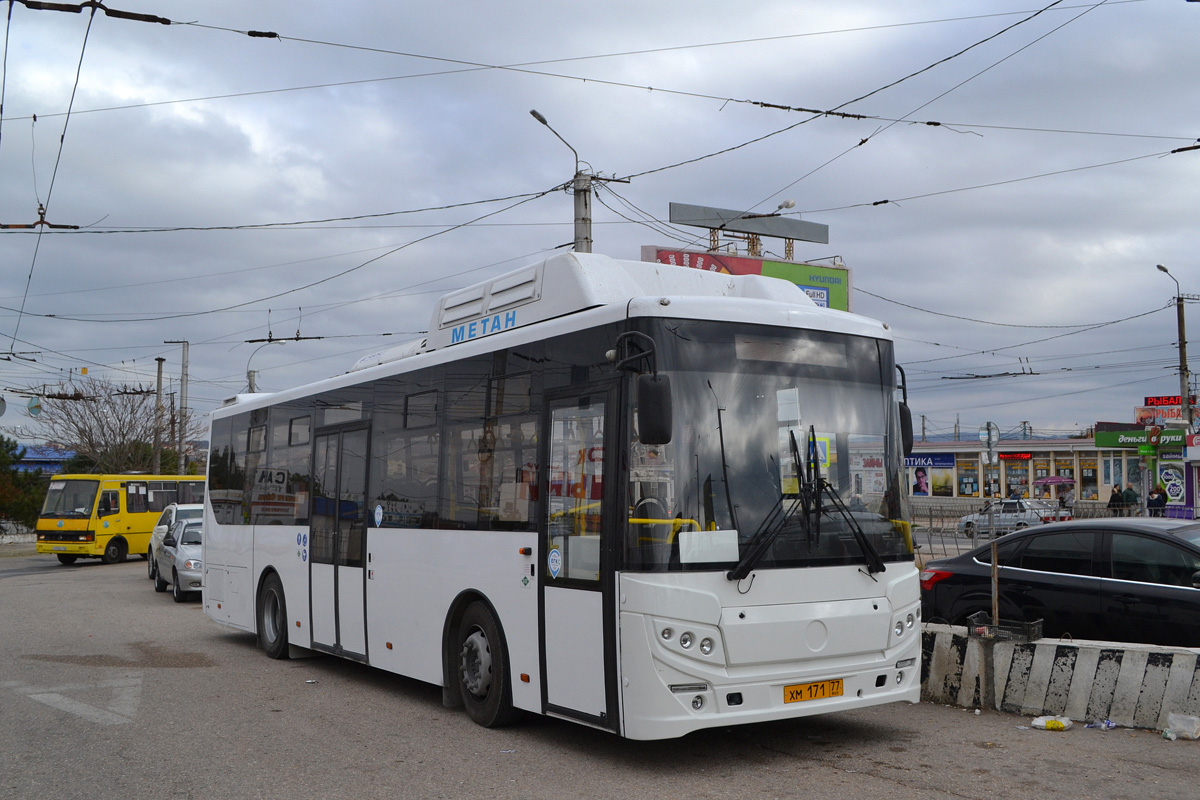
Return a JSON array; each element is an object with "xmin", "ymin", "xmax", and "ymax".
[
  {"xmin": 1107, "ymin": 486, "xmax": 1123, "ymax": 516},
  {"xmin": 1121, "ymin": 482, "xmax": 1139, "ymax": 516},
  {"xmin": 1148, "ymin": 485, "xmax": 1167, "ymax": 517},
  {"xmin": 1059, "ymin": 486, "xmax": 1074, "ymax": 510}
]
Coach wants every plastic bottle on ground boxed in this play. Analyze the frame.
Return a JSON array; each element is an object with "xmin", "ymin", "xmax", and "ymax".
[{"xmin": 1030, "ymin": 715, "xmax": 1073, "ymax": 731}]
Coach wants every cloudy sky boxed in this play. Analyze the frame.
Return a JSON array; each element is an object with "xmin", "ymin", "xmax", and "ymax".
[{"xmin": 0, "ymin": 0, "xmax": 1196, "ymax": 445}]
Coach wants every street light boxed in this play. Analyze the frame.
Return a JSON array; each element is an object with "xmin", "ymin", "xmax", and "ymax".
[
  {"xmin": 530, "ymin": 109, "xmax": 591, "ymax": 253},
  {"xmin": 1156, "ymin": 264, "xmax": 1191, "ymax": 430}
]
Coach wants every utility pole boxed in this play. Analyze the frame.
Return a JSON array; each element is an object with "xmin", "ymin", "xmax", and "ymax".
[
  {"xmin": 154, "ymin": 357, "xmax": 165, "ymax": 474},
  {"xmin": 573, "ymin": 172, "xmax": 592, "ymax": 253},
  {"xmin": 1157, "ymin": 265, "xmax": 1192, "ymax": 431},
  {"xmin": 167, "ymin": 340, "xmax": 190, "ymax": 470},
  {"xmin": 921, "ymin": 414, "xmax": 927, "ymax": 442}
]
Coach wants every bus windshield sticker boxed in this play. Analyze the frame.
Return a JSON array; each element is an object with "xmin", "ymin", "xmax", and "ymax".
[
  {"xmin": 374, "ymin": 505, "xmax": 384, "ymax": 527},
  {"xmin": 547, "ymin": 547, "xmax": 562, "ymax": 579}
]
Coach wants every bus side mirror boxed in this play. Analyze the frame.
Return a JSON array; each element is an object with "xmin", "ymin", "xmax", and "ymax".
[
  {"xmin": 899, "ymin": 402, "xmax": 914, "ymax": 457},
  {"xmin": 638, "ymin": 373, "xmax": 673, "ymax": 445}
]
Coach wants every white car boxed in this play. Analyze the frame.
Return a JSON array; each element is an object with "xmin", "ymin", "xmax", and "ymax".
[
  {"xmin": 147, "ymin": 503, "xmax": 203, "ymax": 580},
  {"xmin": 154, "ymin": 519, "xmax": 203, "ymax": 603},
  {"xmin": 956, "ymin": 499, "xmax": 1071, "ymax": 537}
]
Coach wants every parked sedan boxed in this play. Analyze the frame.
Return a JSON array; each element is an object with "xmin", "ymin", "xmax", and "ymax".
[
  {"xmin": 147, "ymin": 503, "xmax": 203, "ymax": 580},
  {"xmin": 921, "ymin": 518, "xmax": 1200, "ymax": 646},
  {"xmin": 955, "ymin": 498, "xmax": 1070, "ymax": 537},
  {"xmin": 154, "ymin": 520, "xmax": 203, "ymax": 603}
]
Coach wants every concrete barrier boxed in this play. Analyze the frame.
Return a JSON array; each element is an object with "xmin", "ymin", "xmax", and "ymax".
[{"xmin": 921, "ymin": 623, "xmax": 1200, "ymax": 730}]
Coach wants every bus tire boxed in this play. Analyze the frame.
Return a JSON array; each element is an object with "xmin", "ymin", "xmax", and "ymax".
[
  {"xmin": 456, "ymin": 601, "xmax": 520, "ymax": 728},
  {"xmin": 172, "ymin": 570, "xmax": 188, "ymax": 603},
  {"xmin": 101, "ymin": 538, "xmax": 127, "ymax": 565},
  {"xmin": 258, "ymin": 573, "xmax": 290, "ymax": 660},
  {"xmin": 56, "ymin": 554, "xmax": 78, "ymax": 565}
]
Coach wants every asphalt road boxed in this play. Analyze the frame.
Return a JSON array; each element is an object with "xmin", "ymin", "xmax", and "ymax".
[{"xmin": 1, "ymin": 544, "xmax": 1195, "ymax": 800}]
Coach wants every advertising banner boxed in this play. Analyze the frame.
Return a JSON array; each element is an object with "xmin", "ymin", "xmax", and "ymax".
[
  {"xmin": 1136, "ymin": 405, "xmax": 1188, "ymax": 426},
  {"xmin": 647, "ymin": 247, "xmax": 851, "ymax": 311},
  {"xmin": 906, "ymin": 454, "xmax": 956, "ymax": 497}
]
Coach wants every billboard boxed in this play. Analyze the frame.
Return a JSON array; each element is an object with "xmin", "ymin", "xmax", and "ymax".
[
  {"xmin": 1136, "ymin": 405, "xmax": 1190, "ymax": 426},
  {"xmin": 643, "ymin": 246, "xmax": 851, "ymax": 312}
]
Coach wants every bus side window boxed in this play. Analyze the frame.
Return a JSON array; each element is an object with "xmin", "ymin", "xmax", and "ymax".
[
  {"xmin": 126, "ymin": 482, "xmax": 148, "ymax": 514},
  {"xmin": 98, "ymin": 490, "xmax": 120, "ymax": 517}
]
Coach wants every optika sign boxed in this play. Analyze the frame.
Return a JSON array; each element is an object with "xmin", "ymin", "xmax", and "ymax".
[{"xmin": 903, "ymin": 454, "xmax": 954, "ymax": 468}]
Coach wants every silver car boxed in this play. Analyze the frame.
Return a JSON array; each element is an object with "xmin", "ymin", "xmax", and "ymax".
[
  {"xmin": 154, "ymin": 520, "xmax": 203, "ymax": 603},
  {"xmin": 147, "ymin": 503, "xmax": 203, "ymax": 580},
  {"xmin": 956, "ymin": 498, "xmax": 1071, "ymax": 537}
]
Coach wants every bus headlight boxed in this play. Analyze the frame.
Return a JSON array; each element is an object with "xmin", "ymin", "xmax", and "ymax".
[
  {"xmin": 679, "ymin": 632, "xmax": 694, "ymax": 649},
  {"xmin": 699, "ymin": 638, "xmax": 713, "ymax": 655},
  {"xmin": 894, "ymin": 621, "xmax": 904, "ymax": 638}
]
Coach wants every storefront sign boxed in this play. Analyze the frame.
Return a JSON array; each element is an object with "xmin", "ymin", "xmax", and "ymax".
[
  {"xmin": 998, "ymin": 453, "xmax": 1032, "ymax": 460},
  {"xmin": 1095, "ymin": 430, "xmax": 1186, "ymax": 448},
  {"xmin": 904, "ymin": 453, "xmax": 955, "ymax": 468},
  {"xmin": 1145, "ymin": 395, "xmax": 1197, "ymax": 407}
]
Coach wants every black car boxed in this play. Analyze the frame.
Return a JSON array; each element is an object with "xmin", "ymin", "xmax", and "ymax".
[{"xmin": 920, "ymin": 518, "xmax": 1200, "ymax": 647}]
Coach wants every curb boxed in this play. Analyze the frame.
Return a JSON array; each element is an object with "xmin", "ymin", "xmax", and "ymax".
[{"xmin": 921, "ymin": 623, "xmax": 1200, "ymax": 729}]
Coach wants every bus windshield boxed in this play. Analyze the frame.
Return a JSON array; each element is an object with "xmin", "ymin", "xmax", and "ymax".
[
  {"xmin": 626, "ymin": 319, "xmax": 911, "ymax": 573},
  {"xmin": 40, "ymin": 480, "xmax": 100, "ymax": 518}
]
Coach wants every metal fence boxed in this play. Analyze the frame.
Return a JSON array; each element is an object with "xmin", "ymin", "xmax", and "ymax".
[{"xmin": 910, "ymin": 500, "xmax": 1199, "ymax": 563}]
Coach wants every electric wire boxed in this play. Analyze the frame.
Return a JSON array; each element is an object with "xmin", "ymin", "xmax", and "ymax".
[{"xmin": 0, "ymin": 184, "xmax": 563, "ymax": 323}]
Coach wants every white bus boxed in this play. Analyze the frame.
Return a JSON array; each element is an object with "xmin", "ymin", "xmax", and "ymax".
[{"xmin": 202, "ymin": 251, "xmax": 921, "ymax": 740}]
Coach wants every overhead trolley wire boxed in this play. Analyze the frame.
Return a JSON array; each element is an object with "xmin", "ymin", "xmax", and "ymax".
[{"xmin": 4, "ymin": 1, "xmax": 97, "ymax": 359}]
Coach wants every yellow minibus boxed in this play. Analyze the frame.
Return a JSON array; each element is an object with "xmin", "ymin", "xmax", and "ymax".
[{"xmin": 36, "ymin": 475, "xmax": 205, "ymax": 565}]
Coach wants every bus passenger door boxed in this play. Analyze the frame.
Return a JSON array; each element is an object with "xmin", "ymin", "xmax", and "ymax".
[
  {"xmin": 540, "ymin": 387, "xmax": 618, "ymax": 730},
  {"xmin": 310, "ymin": 426, "xmax": 370, "ymax": 660}
]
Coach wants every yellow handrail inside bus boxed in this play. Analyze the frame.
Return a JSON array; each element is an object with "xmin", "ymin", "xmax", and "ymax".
[{"xmin": 630, "ymin": 516, "xmax": 700, "ymax": 544}]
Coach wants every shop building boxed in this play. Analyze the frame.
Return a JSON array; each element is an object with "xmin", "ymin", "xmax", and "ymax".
[{"xmin": 905, "ymin": 428, "xmax": 1196, "ymax": 518}]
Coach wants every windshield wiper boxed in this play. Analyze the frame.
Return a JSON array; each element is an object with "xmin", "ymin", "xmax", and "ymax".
[
  {"xmin": 726, "ymin": 426, "xmax": 885, "ymax": 581},
  {"xmin": 726, "ymin": 430, "xmax": 811, "ymax": 582}
]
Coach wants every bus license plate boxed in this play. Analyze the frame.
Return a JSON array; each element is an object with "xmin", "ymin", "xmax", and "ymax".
[
  {"xmin": 52, "ymin": 546, "xmax": 66, "ymax": 551},
  {"xmin": 784, "ymin": 678, "xmax": 843, "ymax": 703}
]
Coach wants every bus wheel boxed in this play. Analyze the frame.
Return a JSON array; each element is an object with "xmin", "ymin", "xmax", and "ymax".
[
  {"xmin": 101, "ymin": 538, "xmax": 127, "ymax": 565},
  {"xmin": 258, "ymin": 573, "xmax": 290, "ymax": 660},
  {"xmin": 456, "ymin": 602, "xmax": 520, "ymax": 728},
  {"xmin": 56, "ymin": 554, "xmax": 78, "ymax": 565}
]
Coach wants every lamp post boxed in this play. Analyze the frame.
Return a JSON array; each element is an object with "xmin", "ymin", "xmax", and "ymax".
[
  {"xmin": 530, "ymin": 109, "xmax": 592, "ymax": 253},
  {"xmin": 1156, "ymin": 264, "xmax": 1191, "ymax": 431}
]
